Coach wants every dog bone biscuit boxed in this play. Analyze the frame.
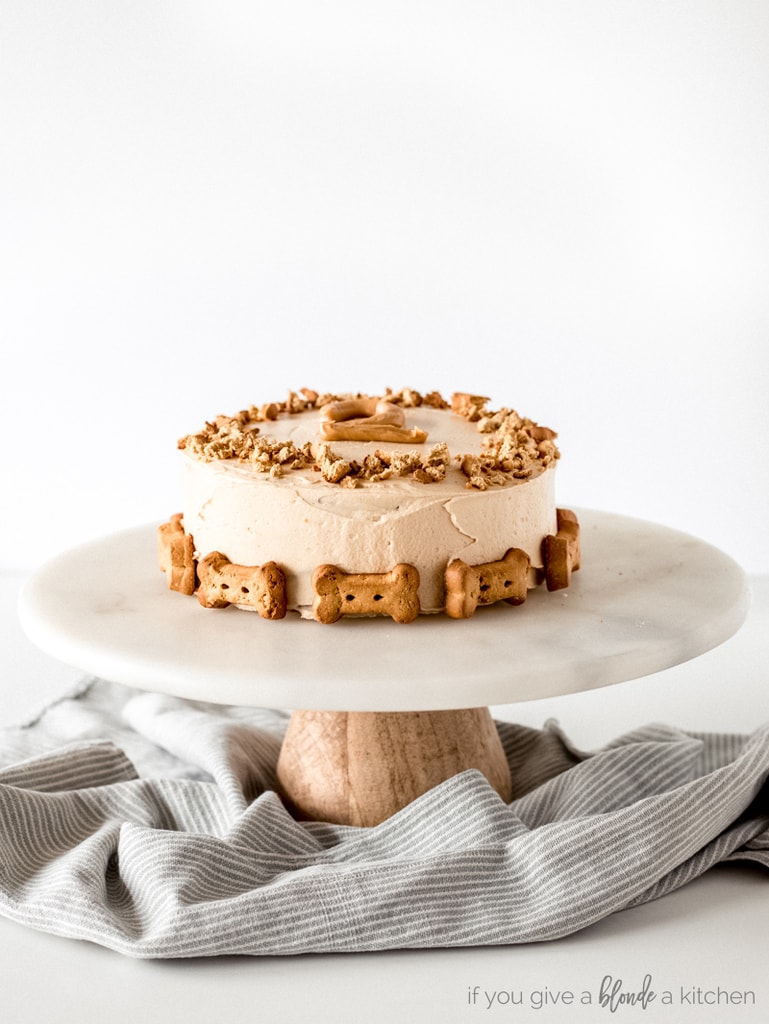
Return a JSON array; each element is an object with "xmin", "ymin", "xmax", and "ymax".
[
  {"xmin": 320, "ymin": 397, "xmax": 428, "ymax": 444},
  {"xmin": 197, "ymin": 552, "xmax": 287, "ymax": 619},
  {"xmin": 157, "ymin": 514, "xmax": 197, "ymax": 595},
  {"xmin": 321, "ymin": 397, "xmax": 404, "ymax": 425},
  {"xmin": 542, "ymin": 508, "xmax": 581, "ymax": 591},
  {"xmin": 444, "ymin": 547, "xmax": 530, "ymax": 619},
  {"xmin": 312, "ymin": 563, "xmax": 421, "ymax": 623}
]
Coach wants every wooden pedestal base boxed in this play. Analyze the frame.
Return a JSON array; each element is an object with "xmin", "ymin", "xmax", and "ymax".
[{"xmin": 276, "ymin": 707, "xmax": 512, "ymax": 827}]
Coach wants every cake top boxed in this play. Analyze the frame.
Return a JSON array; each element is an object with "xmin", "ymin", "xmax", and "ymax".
[{"xmin": 178, "ymin": 388, "xmax": 560, "ymax": 490}]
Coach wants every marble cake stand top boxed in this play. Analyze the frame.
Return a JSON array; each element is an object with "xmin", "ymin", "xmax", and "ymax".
[{"xmin": 18, "ymin": 510, "xmax": 749, "ymax": 712}]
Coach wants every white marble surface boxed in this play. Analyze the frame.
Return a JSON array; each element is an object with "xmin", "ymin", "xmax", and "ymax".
[{"xmin": 18, "ymin": 510, "xmax": 749, "ymax": 711}]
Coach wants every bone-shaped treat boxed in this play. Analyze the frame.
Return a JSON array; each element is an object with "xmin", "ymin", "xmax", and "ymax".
[
  {"xmin": 319, "ymin": 397, "xmax": 428, "ymax": 444},
  {"xmin": 322, "ymin": 397, "xmax": 405, "ymax": 426},
  {"xmin": 444, "ymin": 547, "xmax": 530, "ymax": 619},
  {"xmin": 542, "ymin": 508, "xmax": 581, "ymax": 591},
  {"xmin": 157, "ymin": 514, "xmax": 197, "ymax": 595},
  {"xmin": 197, "ymin": 552, "xmax": 287, "ymax": 619},
  {"xmin": 312, "ymin": 563, "xmax": 421, "ymax": 623}
]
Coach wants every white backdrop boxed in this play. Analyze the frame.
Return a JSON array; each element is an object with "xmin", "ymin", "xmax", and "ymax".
[{"xmin": 2, "ymin": 1, "xmax": 768, "ymax": 573}]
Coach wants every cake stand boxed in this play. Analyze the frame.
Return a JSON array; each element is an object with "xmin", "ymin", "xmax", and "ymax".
[{"xmin": 18, "ymin": 509, "xmax": 749, "ymax": 826}]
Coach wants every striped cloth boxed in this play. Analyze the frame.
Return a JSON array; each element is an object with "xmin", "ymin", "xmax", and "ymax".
[{"xmin": 0, "ymin": 679, "xmax": 767, "ymax": 958}]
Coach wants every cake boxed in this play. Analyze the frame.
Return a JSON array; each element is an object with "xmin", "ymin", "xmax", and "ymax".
[{"xmin": 158, "ymin": 388, "xmax": 580, "ymax": 622}]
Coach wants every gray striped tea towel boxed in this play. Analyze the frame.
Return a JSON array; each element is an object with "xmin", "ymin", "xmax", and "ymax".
[{"xmin": 1, "ymin": 678, "xmax": 767, "ymax": 958}]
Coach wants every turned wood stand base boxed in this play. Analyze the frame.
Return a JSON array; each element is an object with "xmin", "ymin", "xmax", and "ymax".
[{"xmin": 276, "ymin": 707, "xmax": 512, "ymax": 827}]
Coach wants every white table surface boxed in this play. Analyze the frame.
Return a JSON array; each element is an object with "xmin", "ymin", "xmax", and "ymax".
[{"xmin": 2, "ymin": 569, "xmax": 768, "ymax": 1024}]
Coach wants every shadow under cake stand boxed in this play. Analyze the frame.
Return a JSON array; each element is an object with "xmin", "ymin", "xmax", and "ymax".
[{"xmin": 19, "ymin": 509, "xmax": 749, "ymax": 826}]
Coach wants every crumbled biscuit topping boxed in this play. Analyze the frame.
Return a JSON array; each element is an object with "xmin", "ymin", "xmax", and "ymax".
[{"xmin": 178, "ymin": 388, "xmax": 559, "ymax": 488}]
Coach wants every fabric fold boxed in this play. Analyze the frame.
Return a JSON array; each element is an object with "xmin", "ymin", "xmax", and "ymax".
[{"xmin": 0, "ymin": 679, "xmax": 767, "ymax": 957}]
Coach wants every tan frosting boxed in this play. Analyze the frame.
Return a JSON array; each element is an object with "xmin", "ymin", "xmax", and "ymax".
[{"xmin": 180, "ymin": 402, "xmax": 559, "ymax": 617}]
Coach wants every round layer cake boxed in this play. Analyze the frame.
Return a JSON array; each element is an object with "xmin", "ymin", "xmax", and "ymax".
[{"xmin": 159, "ymin": 389, "xmax": 579, "ymax": 622}]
